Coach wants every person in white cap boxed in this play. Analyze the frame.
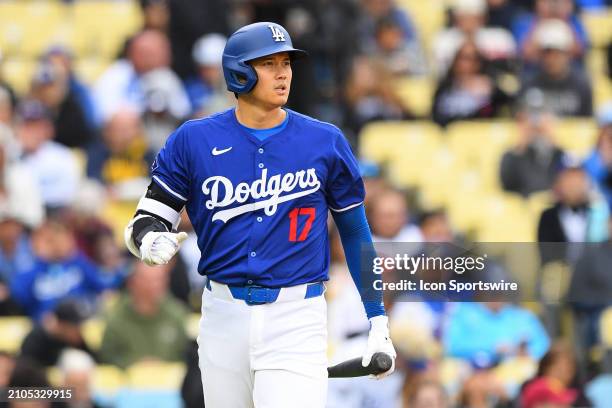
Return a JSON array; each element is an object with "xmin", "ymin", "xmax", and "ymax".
[
  {"xmin": 519, "ymin": 19, "xmax": 593, "ymax": 117},
  {"xmin": 432, "ymin": 0, "xmax": 517, "ymax": 77},
  {"xmin": 514, "ymin": 0, "xmax": 587, "ymax": 63},
  {"xmin": 184, "ymin": 33, "xmax": 234, "ymax": 117}
]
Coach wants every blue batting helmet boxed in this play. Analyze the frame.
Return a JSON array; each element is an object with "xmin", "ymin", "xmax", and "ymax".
[{"xmin": 222, "ymin": 22, "xmax": 307, "ymax": 94}]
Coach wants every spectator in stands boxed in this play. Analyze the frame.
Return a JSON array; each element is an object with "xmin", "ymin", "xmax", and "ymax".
[
  {"xmin": 419, "ymin": 209, "xmax": 455, "ymax": 243},
  {"xmin": 608, "ymin": 41, "xmax": 612, "ymax": 81},
  {"xmin": 567, "ymin": 209, "xmax": 612, "ymax": 351},
  {"xmin": 359, "ymin": 160, "xmax": 389, "ymax": 208},
  {"xmin": 86, "ymin": 108, "xmax": 154, "ymax": 201},
  {"xmin": 404, "ymin": 380, "xmax": 449, "ymax": 408},
  {"xmin": 373, "ymin": 16, "xmax": 428, "ymax": 77},
  {"xmin": 0, "ymin": 87, "xmax": 13, "ymax": 125},
  {"xmin": 30, "ymin": 62, "xmax": 95, "ymax": 149},
  {"xmin": 0, "ymin": 123, "xmax": 43, "ymax": 313},
  {"xmin": 0, "ymin": 50, "xmax": 17, "ymax": 115},
  {"xmin": 458, "ymin": 368, "xmax": 510, "ymax": 408},
  {"xmin": 584, "ymin": 104, "xmax": 612, "ymax": 209},
  {"xmin": 368, "ymin": 188, "xmax": 422, "ymax": 242},
  {"xmin": 20, "ymin": 300, "xmax": 95, "ymax": 367},
  {"xmin": 10, "ymin": 217, "xmax": 125, "ymax": 320},
  {"xmin": 14, "ymin": 100, "xmax": 80, "ymax": 210},
  {"xmin": 58, "ymin": 349, "xmax": 101, "ymax": 408},
  {"xmin": 432, "ymin": 0, "xmax": 517, "ymax": 77},
  {"xmin": 513, "ymin": 0, "xmax": 588, "ymax": 63},
  {"xmin": 181, "ymin": 340, "xmax": 205, "ymax": 408},
  {"xmin": 538, "ymin": 167, "xmax": 602, "ymax": 246},
  {"xmin": 500, "ymin": 95, "xmax": 566, "ymax": 196},
  {"xmin": 93, "ymin": 30, "xmax": 190, "ymax": 125},
  {"xmin": 167, "ymin": 0, "xmax": 229, "ymax": 80},
  {"xmin": 520, "ymin": 342, "xmax": 589, "ymax": 408},
  {"xmin": 485, "ymin": 0, "xmax": 523, "ymax": 31},
  {"xmin": 444, "ymin": 302, "xmax": 550, "ymax": 363},
  {"xmin": 0, "ymin": 121, "xmax": 43, "ymax": 231},
  {"xmin": 184, "ymin": 33, "xmax": 234, "ymax": 118},
  {"xmin": 343, "ymin": 56, "xmax": 412, "ymax": 137},
  {"xmin": 519, "ymin": 19, "xmax": 593, "ymax": 117},
  {"xmin": 0, "ymin": 351, "xmax": 15, "ymax": 389},
  {"xmin": 99, "ymin": 261, "xmax": 189, "ymax": 369},
  {"xmin": 7, "ymin": 358, "xmax": 52, "ymax": 408},
  {"xmin": 140, "ymin": 0, "xmax": 170, "ymax": 33},
  {"xmin": 0, "ymin": 216, "xmax": 34, "ymax": 316},
  {"xmin": 357, "ymin": 0, "xmax": 424, "ymax": 58},
  {"xmin": 42, "ymin": 46, "xmax": 97, "ymax": 132},
  {"xmin": 432, "ymin": 40, "xmax": 510, "ymax": 127}
]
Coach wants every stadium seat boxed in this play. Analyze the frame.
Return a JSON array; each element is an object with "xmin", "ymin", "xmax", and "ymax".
[
  {"xmin": 0, "ymin": 57, "xmax": 35, "ymax": 95},
  {"xmin": 93, "ymin": 365, "xmax": 127, "ymax": 396},
  {"xmin": 446, "ymin": 120, "xmax": 519, "ymax": 192},
  {"xmin": 592, "ymin": 75, "xmax": 612, "ymax": 112},
  {"xmin": 474, "ymin": 193, "xmax": 536, "ymax": 242},
  {"xmin": 101, "ymin": 200, "xmax": 140, "ymax": 245},
  {"xmin": 396, "ymin": 0, "xmax": 446, "ymax": 51},
  {"xmin": 493, "ymin": 356, "xmax": 538, "ymax": 398},
  {"xmin": 419, "ymin": 145, "xmax": 461, "ymax": 208},
  {"xmin": 360, "ymin": 121, "xmax": 442, "ymax": 187},
  {"xmin": 0, "ymin": 316, "xmax": 32, "ymax": 353},
  {"xmin": 83, "ymin": 318, "xmax": 106, "ymax": 351},
  {"xmin": 552, "ymin": 118, "xmax": 598, "ymax": 160},
  {"xmin": 438, "ymin": 357, "xmax": 471, "ymax": 400},
  {"xmin": 581, "ymin": 9, "xmax": 612, "ymax": 48},
  {"xmin": 0, "ymin": 2, "xmax": 67, "ymax": 58},
  {"xmin": 601, "ymin": 306, "xmax": 612, "ymax": 349},
  {"xmin": 71, "ymin": 1, "xmax": 142, "ymax": 58},
  {"xmin": 126, "ymin": 361, "xmax": 187, "ymax": 390},
  {"xmin": 186, "ymin": 313, "xmax": 201, "ymax": 340},
  {"xmin": 75, "ymin": 57, "xmax": 111, "ymax": 86},
  {"xmin": 396, "ymin": 76, "xmax": 436, "ymax": 117},
  {"xmin": 526, "ymin": 191, "xmax": 554, "ymax": 221}
]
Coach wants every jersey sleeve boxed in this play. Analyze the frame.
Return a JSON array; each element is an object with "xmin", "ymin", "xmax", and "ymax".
[
  {"xmin": 326, "ymin": 130, "xmax": 365, "ymax": 212},
  {"xmin": 151, "ymin": 125, "xmax": 191, "ymax": 202}
]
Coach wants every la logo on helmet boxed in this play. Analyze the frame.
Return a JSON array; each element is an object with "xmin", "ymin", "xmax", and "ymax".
[{"xmin": 268, "ymin": 25, "xmax": 285, "ymax": 42}]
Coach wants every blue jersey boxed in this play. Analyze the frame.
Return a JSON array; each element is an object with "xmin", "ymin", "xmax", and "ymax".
[{"xmin": 152, "ymin": 108, "xmax": 365, "ymax": 287}]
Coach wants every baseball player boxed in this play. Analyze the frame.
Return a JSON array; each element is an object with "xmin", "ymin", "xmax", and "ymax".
[{"xmin": 124, "ymin": 22, "xmax": 396, "ymax": 407}]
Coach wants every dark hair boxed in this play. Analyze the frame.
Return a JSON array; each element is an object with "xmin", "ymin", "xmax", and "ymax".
[
  {"xmin": 418, "ymin": 209, "xmax": 447, "ymax": 227},
  {"xmin": 441, "ymin": 40, "xmax": 488, "ymax": 86},
  {"xmin": 375, "ymin": 16, "xmax": 401, "ymax": 35},
  {"xmin": 8, "ymin": 358, "xmax": 49, "ymax": 388},
  {"xmin": 535, "ymin": 341, "xmax": 575, "ymax": 377}
]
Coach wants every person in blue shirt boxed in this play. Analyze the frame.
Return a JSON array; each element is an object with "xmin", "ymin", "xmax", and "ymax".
[
  {"xmin": 123, "ymin": 22, "xmax": 396, "ymax": 408},
  {"xmin": 444, "ymin": 302, "xmax": 550, "ymax": 363},
  {"xmin": 10, "ymin": 218, "xmax": 125, "ymax": 321}
]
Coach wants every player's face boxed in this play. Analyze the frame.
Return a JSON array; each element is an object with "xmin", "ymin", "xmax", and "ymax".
[{"xmin": 249, "ymin": 52, "xmax": 292, "ymax": 108}]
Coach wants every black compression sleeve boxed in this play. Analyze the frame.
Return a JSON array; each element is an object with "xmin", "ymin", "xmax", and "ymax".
[
  {"xmin": 132, "ymin": 181, "xmax": 185, "ymax": 247},
  {"xmin": 132, "ymin": 216, "xmax": 169, "ymax": 248}
]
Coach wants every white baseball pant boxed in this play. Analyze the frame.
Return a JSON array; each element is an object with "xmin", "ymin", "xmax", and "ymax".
[{"xmin": 197, "ymin": 281, "xmax": 328, "ymax": 408}]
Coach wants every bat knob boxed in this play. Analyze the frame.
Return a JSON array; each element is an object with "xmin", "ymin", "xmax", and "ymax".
[{"xmin": 370, "ymin": 352, "xmax": 392, "ymax": 374}]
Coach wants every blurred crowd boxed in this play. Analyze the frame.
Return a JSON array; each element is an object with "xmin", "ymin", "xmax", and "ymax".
[{"xmin": 0, "ymin": 0, "xmax": 612, "ymax": 407}]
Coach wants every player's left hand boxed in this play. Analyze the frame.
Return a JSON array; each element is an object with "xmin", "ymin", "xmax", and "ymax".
[{"xmin": 362, "ymin": 315, "xmax": 396, "ymax": 379}]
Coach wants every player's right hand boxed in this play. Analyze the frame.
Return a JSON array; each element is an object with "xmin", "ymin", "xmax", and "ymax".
[{"xmin": 139, "ymin": 231, "xmax": 188, "ymax": 266}]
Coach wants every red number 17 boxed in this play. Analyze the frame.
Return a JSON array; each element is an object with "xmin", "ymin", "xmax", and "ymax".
[{"xmin": 288, "ymin": 208, "xmax": 316, "ymax": 242}]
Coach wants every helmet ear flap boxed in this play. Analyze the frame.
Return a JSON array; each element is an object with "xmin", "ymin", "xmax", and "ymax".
[{"xmin": 224, "ymin": 60, "xmax": 258, "ymax": 94}]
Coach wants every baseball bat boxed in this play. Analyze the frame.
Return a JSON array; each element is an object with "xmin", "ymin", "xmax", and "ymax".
[{"xmin": 327, "ymin": 352, "xmax": 392, "ymax": 378}]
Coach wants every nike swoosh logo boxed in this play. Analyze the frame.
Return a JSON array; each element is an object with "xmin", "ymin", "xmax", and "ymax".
[{"xmin": 212, "ymin": 147, "xmax": 232, "ymax": 156}]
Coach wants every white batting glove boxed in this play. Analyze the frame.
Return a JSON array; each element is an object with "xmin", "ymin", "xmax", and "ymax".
[
  {"xmin": 362, "ymin": 315, "xmax": 397, "ymax": 379},
  {"xmin": 139, "ymin": 231, "xmax": 188, "ymax": 266}
]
